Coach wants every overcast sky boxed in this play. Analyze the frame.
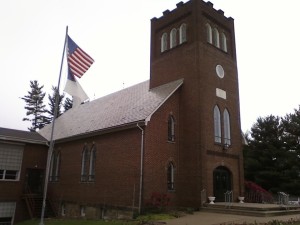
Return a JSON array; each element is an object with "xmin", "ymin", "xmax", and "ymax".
[{"xmin": 1, "ymin": 0, "xmax": 299, "ymax": 133}]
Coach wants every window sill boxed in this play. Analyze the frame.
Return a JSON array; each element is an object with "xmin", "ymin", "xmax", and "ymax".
[
  {"xmin": 161, "ymin": 41, "xmax": 187, "ymax": 54},
  {"xmin": 0, "ymin": 179, "xmax": 20, "ymax": 182},
  {"xmin": 80, "ymin": 181, "xmax": 95, "ymax": 184}
]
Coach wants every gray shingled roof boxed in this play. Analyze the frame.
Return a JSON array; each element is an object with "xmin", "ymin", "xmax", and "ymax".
[
  {"xmin": 39, "ymin": 79, "xmax": 183, "ymax": 141},
  {"xmin": 0, "ymin": 127, "xmax": 47, "ymax": 144}
]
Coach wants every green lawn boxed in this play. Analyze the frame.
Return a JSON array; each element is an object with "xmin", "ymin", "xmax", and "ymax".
[
  {"xmin": 14, "ymin": 214, "xmax": 300, "ymax": 225},
  {"xmin": 15, "ymin": 214, "xmax": 176, "ymax": 225},
  {"xmin": 15, "ymin": 219, "xmax": 138, "ymax": 225}
]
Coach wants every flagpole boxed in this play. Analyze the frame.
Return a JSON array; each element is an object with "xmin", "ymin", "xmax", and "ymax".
[{"xmin": 40, "ymin": 26, "xmax": 68, "ymax": 225}]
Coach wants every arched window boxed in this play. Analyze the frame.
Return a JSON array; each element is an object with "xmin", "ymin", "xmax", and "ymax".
[
  {"xmin": 50, "ymin": 151, "xmax": 60, "ymax": 182},
  {"xmin": 212, "ymin": 28, "xmax": 220, "ymax": 48},
  {"xmin": 89, "ymin": 145, "xmax": 96, "ymax": 181},
  {"xmin": 81, "ymin": 146, "xmax": 89, "ymax": 182},
  {"xmin": 167, "ymin": 162, "xmax": 175, "ymax": 190},
  {"xmin": 206, "ymin": 23, "xmax": 212, "ymax": 44},
  {"xmin": 221, "ymin": 32, "xmax": 227, "ymax": 52},
  {"xmin": 214, "ymin": 105, "xmax": 221, "ymax": 143},
  {"xmin": 179, "ymin": 23, "xmax": 187, "ymax": 44},
  {"xmin": 170, "ymin": 28, "xmax": 177, "ymax": 48},
  {"xmin": 168, "ymin": 115, "xmax": 175, "ymax": 142},
  {"xmin": 223, "ymin": 109, "xmax": 231, "ymax": 146},
  {"xmin": 161, "ymin": 33, "xmax": 168, "ymax": 52}
]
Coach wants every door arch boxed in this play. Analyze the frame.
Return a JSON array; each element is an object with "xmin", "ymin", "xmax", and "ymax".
[{"xmin": 213, "ymin": 166, "xmax": 232, "ymax": 202}]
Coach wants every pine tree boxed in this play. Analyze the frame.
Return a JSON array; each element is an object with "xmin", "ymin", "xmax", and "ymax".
[
  {"xmin": 21, "ymin": 80, "xmax": 48, "ymax": 132},
  {"xmin": 45, "ymin": 86, "xmax": 65, "ymax": 123},
  {"xmin": 281, "ymin": 106, "xmax": 300, "ymax": 195},
  {"xmin": 244, "ymin": 115, "xmax": 285, "ymax": 193},
  {"xmin": 244, "ymin": 112, "xmax": 300, "ymax": 195},
  {"xmin": 63, "ymin": 97, "xmax": 73, "ymax": 112}
]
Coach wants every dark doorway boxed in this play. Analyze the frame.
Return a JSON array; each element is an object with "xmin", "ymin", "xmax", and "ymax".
[
  {"xmin": 25, "ymin": 169, "xmax": 44, "ymax": 194},
  {"xmin": 213, "ymin": 166, "xmax": 232, "ymax": 202}
]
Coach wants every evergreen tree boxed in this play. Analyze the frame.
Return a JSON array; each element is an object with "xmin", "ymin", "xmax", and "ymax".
[
  {"xmin": 244, "ymin": 111, "xmax": 300, "ymax": 195},
  {"xmin": 281, "ymin": 106, "xmax": 300, "ymax": 195},
  {"xmin": 63, "ymin": 97, "xmax": 73, "ymax": 112},
  {"xmin": 244, "ymin": 115, "xmax": 285, "ymax": 193},
  {"xmin": 45, "ymin": 86, "xmax": 65, "ymax": 123},
  {"xmin": 21, "ymin": 80, "xmax": 48, "ymax": 132}
]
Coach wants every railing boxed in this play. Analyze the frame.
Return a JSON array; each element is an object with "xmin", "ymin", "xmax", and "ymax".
[
  {"xmin": 245, "ymin": 191, "xmax": 274, "ymax": 203},
  {"xmin": 278, "ymin": 192, "xmax": 289, "ymax": 209},
  {"xmin": 23, "ymin": 185, "xmax": 36, "ymax": 218},
  {"xmin": 224, "ymin": 190, "xmax": 233, "ymax": 208},
  {"xmin": 200, "ymin": 189, "xmax": 207, "ymax": 207}
]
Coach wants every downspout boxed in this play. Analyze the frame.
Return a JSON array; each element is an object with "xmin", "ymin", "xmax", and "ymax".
[{"xmin": 137, "ymin": 123, "xmax": 144, "ymax": 214}]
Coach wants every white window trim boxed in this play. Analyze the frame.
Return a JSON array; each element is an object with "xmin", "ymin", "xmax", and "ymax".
[
  {"xmin": 221, "ymin": 32, "xmax": 227, "ymax": 52},
  {"xmin": 88, "ymin": 146, "xmax": 96, "ymax": 181},
  {"xmin": 213, "ymin": 28, "xmax": 220, "ymax": 48},
  {"xmin": 161, "ymin": 33, "xmax": 168, "ymax": 52},
  {"xmin": 179, "ymin": 23, "xmax": 187, "ymax": 44},
  {"xmin": 206, "ymin": 23, "xmax": 212, "ymax": 44},
  {"xmin": 223, "ymin": 109, "xmax": 231, "ymax": 145},
  {"xmin": 167, "ymin": 162, "xmax": 175, "ymax": 190},
  {"xmin": 0, "ymin": 170, "xmax": 19, "ymax": 181},
  {"xmin": 214, "ymin": 105, "xmax": 222, "ymax": 143},
  {"xmin": 170, "ymin": 28, "xmax": 177, "ymax": 49},
  {"xmin": 81, "ymin": 147, "xmax": 89, "ymax": 182}
]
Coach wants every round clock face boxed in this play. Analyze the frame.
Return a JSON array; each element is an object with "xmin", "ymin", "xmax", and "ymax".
[{"xmin": 216, "ymin": 65, "xmax": 224, "ymax": 78}]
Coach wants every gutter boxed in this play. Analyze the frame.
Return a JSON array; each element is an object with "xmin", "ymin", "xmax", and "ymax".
[
  {"xmin": 137, "ymin": 123, "xmax": 144, "ymax": 214},
  {"xmin": 0, "ymin": 135, "xmax": 48, "ymax": 146},
  {"xmin": 43, "ymin": 121, "xmax": 145, "ymax": 144}
]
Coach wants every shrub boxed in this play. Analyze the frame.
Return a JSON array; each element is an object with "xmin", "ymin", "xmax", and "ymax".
[
  {"xmin": 245, "ymin": 180, "xmax": 274, "ymax": 203},
  {"xmin": 144, "ymin": 192, "xmax": 171, "ymax": 212}
]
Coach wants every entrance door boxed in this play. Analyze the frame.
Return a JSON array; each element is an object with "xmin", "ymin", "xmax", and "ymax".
[
  {"xmin": 25, "ymin": 169, "xmax": 44, "ymax": 194},
  {"xmin": 213, "ymin": 166, "xmax": 232, "ymax": 202}
]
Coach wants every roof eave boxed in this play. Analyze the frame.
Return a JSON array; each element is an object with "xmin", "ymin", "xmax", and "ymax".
[
  {"xmin": 0, "ymin": 135, "xmax": 48, "ymax": 145},
  {"xmin": 54, "ymin": 120, "xmax": 146, "ymax": 144},
  {"xmin": 145, "ymin": 79, "xmax": 183, "ymax": 125}
]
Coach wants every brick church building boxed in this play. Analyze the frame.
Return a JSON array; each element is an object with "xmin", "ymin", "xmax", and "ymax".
[{"xmin": 0, "ymin": 0, "xmax": 244, "ymax": 223}]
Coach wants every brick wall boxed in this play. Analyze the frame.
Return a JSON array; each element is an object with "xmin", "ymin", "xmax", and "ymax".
[
  {"xmin": 48, "ymin": 128, "xmax": 142, "ymax": 215},
  {"xmin": 0, "ymin": 143, "xmax": 48, "ymax": 223},
  {"xmin": 143, "ymin": 89, "xmax": 180, "ymax": 207},
  {"xmin": 149, "ymin": 0, "xmax": 244, "ymax": 206}
]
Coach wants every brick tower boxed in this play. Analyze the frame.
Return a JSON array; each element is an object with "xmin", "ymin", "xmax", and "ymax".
[{"xmin": 149, "ymin": 0, "xmax": 244, "ymax": 206}]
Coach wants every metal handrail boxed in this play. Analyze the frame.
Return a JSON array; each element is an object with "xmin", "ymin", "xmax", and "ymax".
[
  {"xmin": 278, "ymin": 192, "xmax": 289, "ymax": 210},
  {"xmin": 224, "ymin": 190, "xmax": 233, "ymax": 208},
  {"xmin": 201, "ymin": 189, "xmax": 207, "ymax": 206}
]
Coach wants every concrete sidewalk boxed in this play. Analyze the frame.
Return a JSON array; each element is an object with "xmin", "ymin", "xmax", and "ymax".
[{"xmin": 163, "ymin": 211, "xmax": 300, "ymax": 225}]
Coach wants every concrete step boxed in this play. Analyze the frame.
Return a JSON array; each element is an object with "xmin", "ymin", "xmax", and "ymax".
[{"xmin": 201, "ymin": 202, "xmax": 300, "ymax": 217}]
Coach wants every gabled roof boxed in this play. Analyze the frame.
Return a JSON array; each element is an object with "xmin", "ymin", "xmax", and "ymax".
[
  {"xmin": 39, "ymin": 79, "xmax": 183, "ymax": 141},
  {"xmin": 0, "ymin": 127, "xmax": 47, "ymax": 145}
]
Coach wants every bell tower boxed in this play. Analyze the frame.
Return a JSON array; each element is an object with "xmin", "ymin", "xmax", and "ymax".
[{"xmin": 149, "ymin": 0, "xmax": 244, "ymax": 205}]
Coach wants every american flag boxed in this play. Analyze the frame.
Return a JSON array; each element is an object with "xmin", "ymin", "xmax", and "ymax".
[{"xmin": 67, "ymin": 35, "xmax": 94, "ymax": 78}]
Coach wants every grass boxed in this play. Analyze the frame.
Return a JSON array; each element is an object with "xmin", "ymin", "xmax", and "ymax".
[
  {"xmin": 14, "ymin": 214, "xmax": 300, "ymax": 225},
  {"xmin": 14, "ymin": 213, "xmax": 176, "ymax": 225},
  {"xmin": 15, "ymin": 218, "xmax": 139, "ymax": 225}
]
